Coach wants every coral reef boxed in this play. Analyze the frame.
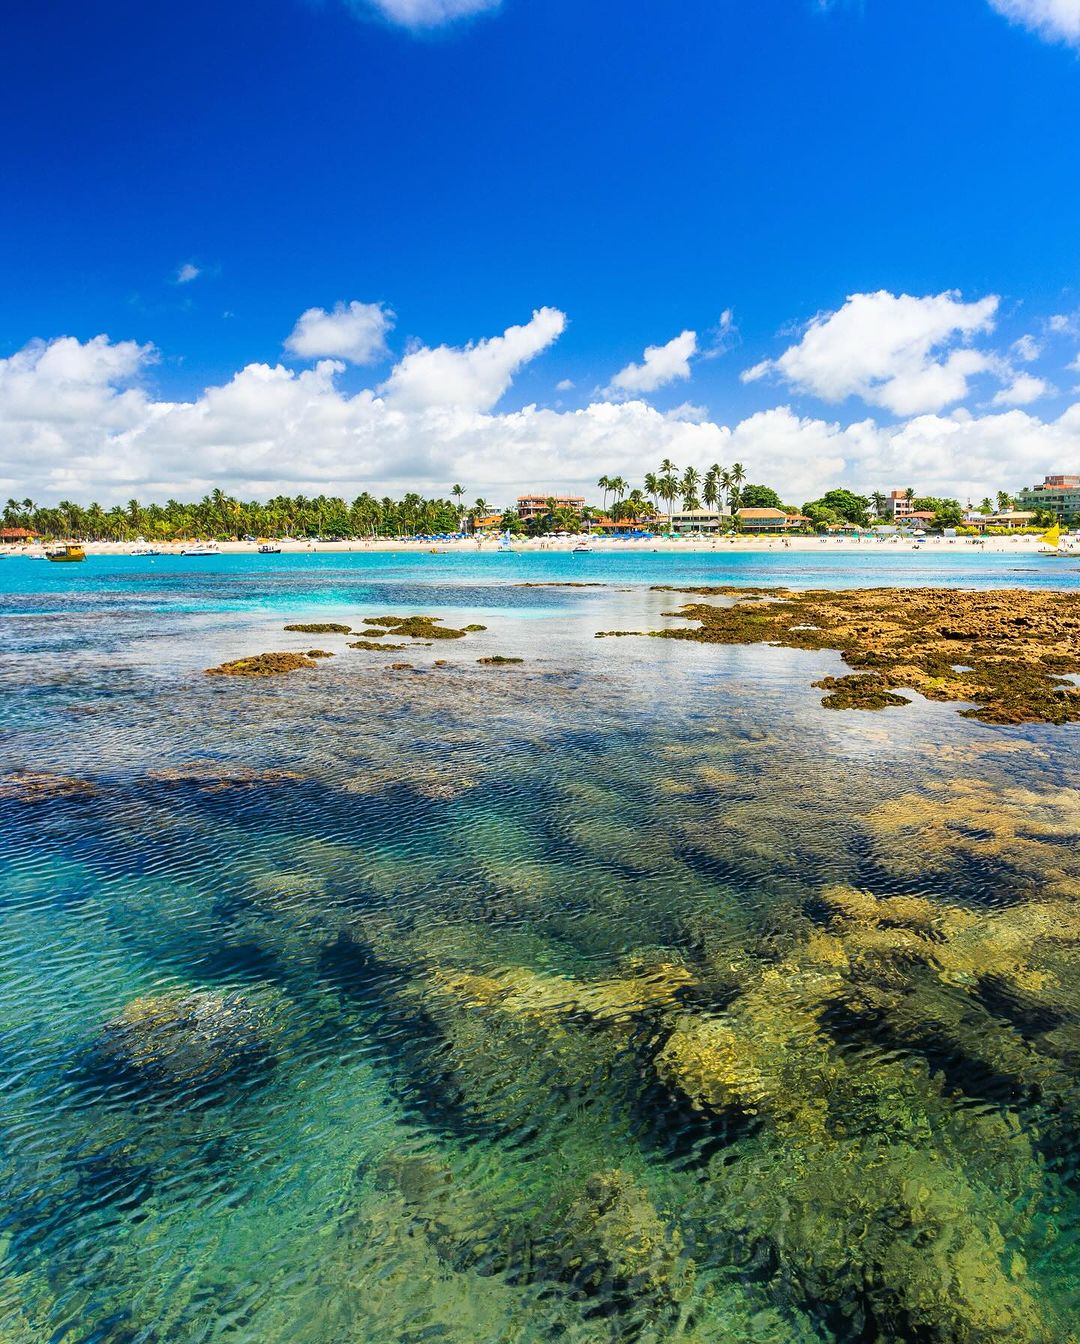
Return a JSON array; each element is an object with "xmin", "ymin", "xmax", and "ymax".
[
  {"xmin": 145, "ymin": 761, "xmax": 303, "ymax": 791},
  {"xmin": 348, "ymin": 639, "xmax": 407, "ymax": 650},
  {"xmin": 624, "ymin": 587, "xmax": 1080, "ymax": 724},
  {"xmin": 205, "ymin": 652, "xmax": 320, "ymax": 677}
]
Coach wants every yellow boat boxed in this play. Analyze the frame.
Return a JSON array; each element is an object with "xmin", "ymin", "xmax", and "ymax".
[{"xmin": 44, "ymin": 544, "xmax": 86, "ymax": 563}]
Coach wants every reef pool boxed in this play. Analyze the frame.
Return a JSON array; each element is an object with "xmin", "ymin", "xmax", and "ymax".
[{"xmin": 1, "ymin": 554, "xmax": 1078, "ymax": 1344}]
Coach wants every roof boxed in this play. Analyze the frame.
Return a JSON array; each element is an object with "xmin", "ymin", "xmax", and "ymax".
[
  {"xmin": 0, "ymin": 527, "xmax": 38, "ymax": 539},
  {"xmin": 737, "ymin": 507, "xmax": 788, "ymax": 519}
]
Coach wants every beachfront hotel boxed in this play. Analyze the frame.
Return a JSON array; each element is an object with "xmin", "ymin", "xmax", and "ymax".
[
  {"xmin": 1017, "ymin": 474, "xmax": 1080, "ymax": 523},
  {"xmin": 516, "ymin": 494, "xmax": 586, "ymax": 521}
]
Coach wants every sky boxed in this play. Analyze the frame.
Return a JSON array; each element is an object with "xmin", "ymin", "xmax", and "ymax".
[{"xmin": 3, "ymin": 0, "xmax": 1080, "ymax": 507}]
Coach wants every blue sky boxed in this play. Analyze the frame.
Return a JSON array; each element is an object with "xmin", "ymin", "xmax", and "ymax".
[{"xmin": 3, "ymin": 0, "xmax": 1080, "ymax": 505}]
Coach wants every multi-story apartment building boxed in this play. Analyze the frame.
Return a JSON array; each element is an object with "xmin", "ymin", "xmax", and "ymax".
[
  {"xmin": 1017, "ymin": 474, "xmax": 1080, "ymax": 523},
  {"xmin": 884, "ymin": 490, "xmax": 915, "ymax": 521},
  {"xmin": 516, "ymin": 494, "xmax": 586, "ymax": 521}
]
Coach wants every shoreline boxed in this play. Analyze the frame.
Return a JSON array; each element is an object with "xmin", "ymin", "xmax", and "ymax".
[{"xmin": 1, "ymin": 534, "xmax": 1069, "ymax": 557}]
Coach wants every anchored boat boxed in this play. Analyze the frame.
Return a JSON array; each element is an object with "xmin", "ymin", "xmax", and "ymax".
[{"xmin": 44, "ymin": 544, "xmax": 86, "ymax": 563}]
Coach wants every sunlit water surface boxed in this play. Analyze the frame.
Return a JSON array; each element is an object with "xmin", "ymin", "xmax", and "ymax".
[{"xmin": 1, "ymin": 551, "xmax": 1078, "ymax": 1343}]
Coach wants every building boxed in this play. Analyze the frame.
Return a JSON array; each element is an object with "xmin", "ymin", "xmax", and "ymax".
[
  {"xmin": 0, "ymin": 527, "xmax": 39, "ymax": 544},
  {"xmin": 516, "ymin": 494, "xmax": 585, "ymax": 522},
  {"xmin": 664, "ymin": 508, "xmax": 729, "ymax": 534},
  {"xmin": 884, "ymin": 490, "xmax": 915, "ymax": 521},
  {"xmin": 736, "ymin": 507, "xmax": 809, "ymax": 533},
  {"xmin": 987, "ymin": 510, "xmax": 1037, "ymax": 530},
  {"xmin": 1017, "ymin": 474, "xmax": 1080, "ymax": 523}
]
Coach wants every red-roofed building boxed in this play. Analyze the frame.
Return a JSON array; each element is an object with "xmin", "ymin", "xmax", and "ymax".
[{"xmin": 0, "ymin": 527, "xmax": 39, "ymax": 543}]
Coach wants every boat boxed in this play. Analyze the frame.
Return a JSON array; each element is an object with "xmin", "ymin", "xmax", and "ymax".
[
  {"xmin": 257, "ymin": 543, "xmax": 281, "ymax": 554},
  {"xmin": 497, "ymin": 529, "xmax": 516, "ymax": 554},
  {"xmin": 571, "ymin": 540, "xmax": 594, "ymax": 554},
  {"xmin": 130, "ymin": 546, "xmax": 162, "ymax": 557},
  {"xmin": 44, "ymin": 544, "xmax": 86, "ymax": 563},
  {"xmin": 180, "ymin": 543, "xmax": 219, "ymax": 557}
]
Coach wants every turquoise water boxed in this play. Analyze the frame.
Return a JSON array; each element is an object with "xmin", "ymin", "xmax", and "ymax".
[{"xmin": 1, "ymin": 554, "xmax": 1079, "ymax": 1343}]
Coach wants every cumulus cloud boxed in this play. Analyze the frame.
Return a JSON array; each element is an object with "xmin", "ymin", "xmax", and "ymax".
[
  {"xmin": 359, "ymin": 0, "xmax": 500, "ymax": 29},
  {"xmin": 1, "ymin": 327, "xmax": 1074, "ymax": 509},
  {"xmin": 987, "ymin": 0, "xmax": 1080, "ymax": 46},
  {"xmin": 607, "ymin": 330, "xmax": 698, "ymax": 396},
  {"xmin": 175, "ymin": 263, "xmax": 201, "ymax": 284},
  {"xmin": 743, "ymin": 290, "xmax": 1004, "ymax": 416},
  {"xmin": 991, "ymin": 373, "xmax": 1054, "ymax": 406},
  {"xmin": 380, "ymin": 307, "xmax": 565, "ymax": 411},
  {"xmin": 285, "ymin": 300, "xmax": 395, "ymax": 366}
]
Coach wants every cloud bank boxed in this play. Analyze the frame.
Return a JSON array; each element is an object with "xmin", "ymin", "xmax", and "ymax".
[{"xmin": 1, "ymin": 302, "xmax": 1074, "ymax": 509}]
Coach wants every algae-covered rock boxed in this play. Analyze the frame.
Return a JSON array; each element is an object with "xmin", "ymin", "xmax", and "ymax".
[
  {"xmin": 96, "ymin": 990, "xmax": 278, "ymax": 1088},
  {"xmin": 477, "ymin": 655, "xmax": 523, "ymax": 665},
  {"xmin": 283, "ymin": 623, "xmax": 352, "ymax": 635},
  {"xmin": 360, "ymin": 615, "xmax": 474, "ymax": 640},
  {"xmin": 205, "ymin": 652, "xmax": 319, "ymax": 677},
  {"xmin": 627, "ymin": 587, "xmax": 1080, "ymax": 725}
]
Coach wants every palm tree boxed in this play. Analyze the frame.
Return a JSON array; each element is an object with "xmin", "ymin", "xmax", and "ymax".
[
  {"xmin": 871, "ymin": 491, "xmax": 887, "ymax": 519},
  {"xmin": 452, "ymin": 483, "xmax": 466, "ymax": 532},
  {"xmin": 597, "ymin": 474, "xmax": 612, "ymax": 517},
  {"xmin": 904, "ymin": 487, "xmax": 915, "ymax": 506},
  {"xmin": 643, "ymin": 472, "xmax": 660, "ymax": 514},
  {"xmin": 702, "ymin": 468, "xmax": 719, "ymax": 513},
  {"xmin": 680, "ymin": 467, "xmax": 701, "ymax": 514},
  {"xmin": 979, "ymin": 496, "xmax": 994, "ymax": 515},
  {"xmin": 608, "ymin": 476, "xmax": 628, "ymax": 514},
  {"xmin": 996, "ymin": 490, "xmax": 1014, "ymax": 512},
  {"xmin": 658, "ymin": 470, "xmax": 679, "ymax": 532}
]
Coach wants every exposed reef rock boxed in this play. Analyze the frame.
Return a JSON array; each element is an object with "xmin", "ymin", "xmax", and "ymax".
[
  {"xmin": 621, "ymin": 587, "xmax": 1080, "ymax": 724},
  {"xmin": 348, "ymin": 639, "xmax": 407, "ymax": 651},
  {"xmin": 360, "ymin": 615, "xmax": 474, "ymax": 640},
  {"xmin": 96, "ymin": 990, "xmax": 277, "ymax": 1088},
  {"xmin": 0, "ymin": 771, "xmax": 98, "ymax": 801},
  {"xmin": 477, "ymin": 655, "xmax": 523, "ymax": 665},
  {"xmin": 283, "ymin": 623, "xmax": 352, "ymax": 635},
  {"xmin": 305, "ymin": 648, "xmax": 334, "ymax": 658},
  {"xmin": 205, "ymin": 651, "xmax": 320, "ymax": 677}
]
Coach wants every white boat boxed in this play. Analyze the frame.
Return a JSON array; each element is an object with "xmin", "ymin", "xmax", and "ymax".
[
  {"xmin": 130, "ymin": 546, "xmax": 162, "ymax": 557},
  {"xmin": 258, "ymin": 543, "xmax": 282, "ymax": 554},
  {"xmin": 571, "ymin": 540, "xmax": 594, "ymax": 554},
  {"xmin": 180, "ymin": 543, "xmax": 219, "ymax": 557}
]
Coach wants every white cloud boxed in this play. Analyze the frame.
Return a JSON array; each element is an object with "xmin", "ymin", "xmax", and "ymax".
[
  {"xmin": 607, "ymin": 330, "xmax": 698, "ymax": 396},
  {"xmin": 380, "ymin": 307, "xmax": 565, "ymax": 411},
  {"xmin": 700, "ymin": 309, "xmax": 739, "ymax": 360},
  {"xmin": 360, "ymin": 0, "xmax": 500, "ymax": 28},
  {"xmin": 2, "ymin": 325, "xmax": 1076, "ymax": 509},
  {"xmin": 991, "ymin": 373, "xmax": 1053, "ymax": 406},
  {"xmin": 743, "ymin": 290, "xmax": 1003, "ymax": 416},
  {"xmin": 987, "ymin": 0, "xmax": 1080, "ymax": 46},
  {"xmin": 175, "ymin": 263, "xmax": 201, "ymax": 284},
  {"xmin": 556, "ymin": 378, "xmax": 575, "ymax": 392},
  {"xmin": 285, "ymin": 300, "xmax": 395, "ymax": 366},
  {"xmin": 1011, "ymin": 333, "xmax": 1041, "ymax": 362}
]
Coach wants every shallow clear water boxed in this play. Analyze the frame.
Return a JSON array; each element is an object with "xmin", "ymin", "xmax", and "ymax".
[{"xmin": 1, "ymin": 553, "xmax": 1078, "ymax": 1343}]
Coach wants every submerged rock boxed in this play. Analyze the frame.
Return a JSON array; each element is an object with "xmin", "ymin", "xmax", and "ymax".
[
  {"xmin": 0, "ymin": 771, "xmax": 97, "ymax": 802},
  {"xmin": 205, "ymin": 651, "xmax": 320, "ymax": 677},
  {"xmin": 96, "ymin": 990, "xmax": 277, "ymax": 1088}
]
